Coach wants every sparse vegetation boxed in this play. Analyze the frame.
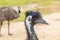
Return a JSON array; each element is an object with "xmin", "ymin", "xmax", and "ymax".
[
  {"xmin": 0, "ymin": 0, "xmax": 60, "ymax": 22},
  {"xmin": 0, "ymin": 0, "xmax": 60, "ymax": 6}
]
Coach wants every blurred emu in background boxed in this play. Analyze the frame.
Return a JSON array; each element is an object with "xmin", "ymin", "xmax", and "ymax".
[
  {"xmin": 25, "ymin": 10, "xmax": 49, "ymax": 40},
  {"xmin": 0, "ymin": 6, "xmax": 21, "ymax": 36}
]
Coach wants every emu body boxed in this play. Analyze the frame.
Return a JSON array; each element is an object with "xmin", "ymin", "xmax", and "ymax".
[
  {"xmin": 25, "ymin": 11, "xmax": 48, "ymax": 40},
  {"xmin": 0, "ymin": 7, "xmax": 21, "ymax": 36}
]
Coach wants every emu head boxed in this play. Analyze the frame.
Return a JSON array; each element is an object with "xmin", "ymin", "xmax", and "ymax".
[
  {"xmin": 18, "ymin": 6, "xmax": 21, "ymax": 13},
  {"xmin": 25, "ymin": 11, "xmax": 49, "ymax": 25}
]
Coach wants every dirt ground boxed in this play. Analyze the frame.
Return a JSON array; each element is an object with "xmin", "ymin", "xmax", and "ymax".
[{"xmin": 0, "ymin": 12, "xmax": 60, "ymax": 40}]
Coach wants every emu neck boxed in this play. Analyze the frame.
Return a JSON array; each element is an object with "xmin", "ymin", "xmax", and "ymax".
[
  {"xmin": 25, "ymin": 16, "xmax": 32, "ymax": 35},
  {"xmin": 25, "ymin": 15, "xmax": 38, "ymax": 40}
]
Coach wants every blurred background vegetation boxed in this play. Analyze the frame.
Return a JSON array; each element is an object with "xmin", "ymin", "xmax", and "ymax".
[
  {"xmin": 0, "ymin": 0, "xmax": 60, "ymax": 23},
  {"xmin": 0, "ymin": 0, "xmax": 60, "ymax": 6}
]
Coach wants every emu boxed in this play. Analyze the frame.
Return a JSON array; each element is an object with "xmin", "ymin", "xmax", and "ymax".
[
  {"xmin": 0, "ymin": 7, "xmax": 21, "ymax": 36},
  {"xmin": 25, "ymin": 11, "xmax": 49, "ymax": 40}
]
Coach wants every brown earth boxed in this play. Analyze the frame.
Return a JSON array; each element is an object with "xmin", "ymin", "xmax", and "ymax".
[{"xmin": 0, "ymin": 12, "xmax": 60, "ymax": 40}]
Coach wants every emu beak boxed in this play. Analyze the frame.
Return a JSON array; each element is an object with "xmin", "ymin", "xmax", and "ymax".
[{"xmin": 36, "ymin": 18, "xmax": 49, "ymax": 25}]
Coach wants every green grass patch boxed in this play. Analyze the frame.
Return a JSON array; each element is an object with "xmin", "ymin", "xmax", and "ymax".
[
  {"xmin": 0, "ymin": 0, "xmax": 60, "ymax": 6},
  {"xmin": 40, "ymin": 9, "xmax": 50, "ymax": 15}
]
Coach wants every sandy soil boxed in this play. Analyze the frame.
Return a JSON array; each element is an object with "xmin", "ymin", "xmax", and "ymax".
[{"xmin": 0, "ymin": 12, "xmax": 60, "ymax": 40}]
